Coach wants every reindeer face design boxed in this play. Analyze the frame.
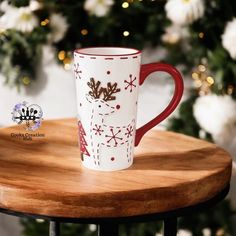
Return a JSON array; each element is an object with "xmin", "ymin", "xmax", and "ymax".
[
  {"xmin": 95, "ymin": 99, "xmax": 117, "ymax": 116},
  {"xmin": 86, "ymin": 94, "xmax": 118, "ymax": 116}
]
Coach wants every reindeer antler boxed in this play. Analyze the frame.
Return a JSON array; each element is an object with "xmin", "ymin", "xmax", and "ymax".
[
  {"xmin": 103, "ymin": 82, "xmax": 121, "ymax": 101},
  {"xmin": 87, "ymin": 78, "xmax": 103, "ymax": 99}
]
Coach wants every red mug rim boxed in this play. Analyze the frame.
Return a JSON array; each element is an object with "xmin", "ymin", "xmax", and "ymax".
[{"xmin": 74, "ymin": 46, "xmax": 142, "ymax": 57}]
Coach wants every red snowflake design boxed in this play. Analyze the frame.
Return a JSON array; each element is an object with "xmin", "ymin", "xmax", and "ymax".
[
  {"xmin": 93, "ymin": 124, "xmax": 104, "ymax": 135},
  {"xmin": 74, "ymin": 63, "xmax": 82, "ymax": 79},
  {"xmin": 125, "ymin": 125, "xmax": 134, "ymax": 138},
  {"xmin": 105, "ymin": 128, "xmax": 123, "ymax": 145},
  {"xmin": 124, "ymin": 74, "xmax": 136, "ymax": 92}
]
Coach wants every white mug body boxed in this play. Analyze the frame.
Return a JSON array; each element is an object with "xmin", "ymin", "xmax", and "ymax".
[{"xmin": 74, "ymin": 47, "xmax": 141, "ymax": 171}]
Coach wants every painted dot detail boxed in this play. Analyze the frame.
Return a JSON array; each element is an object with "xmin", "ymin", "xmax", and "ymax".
[
  {"xmin": 107, "ymin": 71, "xmax": 111, "ymax": 75},
  {"xmin": 80, "ymin": 103, "xmax": 82, "ymax": 107},
  {"xmin": 111, "ymin": 157, "xmax": 115, "ymax": 161}
]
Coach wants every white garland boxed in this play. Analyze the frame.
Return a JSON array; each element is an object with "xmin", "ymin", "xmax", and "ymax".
[
  {"xmin": 48, "ymin": 13, "xmax": 69, "ymax": 43},
  {"xmin": 162, "ymin": 24, "xmax": 189, "ymax": 44},
  {"xmin": 193, "ymin": 94, "xmax": 236, "ymax": 172},
  {"xmin": 193, "ymin": 94, "xmax": 236, "ymax": 136},
  {"xmin": 0, "ymin": 1, "xmax": 68, "ymax": 41},
  {"xmin": 84, "ymin": 0, "xmax": 114, "ymax": 17},
  {"xmin": 222, "ymin": 18, "xmax": 236, "ymax": 60},
  {"xmin": 165, "ymin": 0, "xmax": 205, "ymax": 25},
  {"xmin": 0, "ymin": 0, "xmax": 40, "ymax": 33}
]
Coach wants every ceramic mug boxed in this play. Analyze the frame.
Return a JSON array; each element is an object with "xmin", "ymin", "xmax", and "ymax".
[{"xmin": 74, "ymin": 47, "xmax": 183, "ymax": 171}]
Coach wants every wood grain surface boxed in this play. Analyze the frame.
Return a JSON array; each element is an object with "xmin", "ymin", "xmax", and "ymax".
[{"xmin": 0, "ymin": 118, "xmax": 232, "ymax": 219}]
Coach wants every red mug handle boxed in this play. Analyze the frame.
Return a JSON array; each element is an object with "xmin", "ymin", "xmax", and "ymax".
[{"xmin": 135, "ymin": 63, "xmax": 184, "ymax": 146}]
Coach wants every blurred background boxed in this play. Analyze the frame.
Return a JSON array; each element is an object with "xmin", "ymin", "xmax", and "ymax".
[{"xmin": 0, "ymin": 0, "xmax": 236, "ymax": 235}]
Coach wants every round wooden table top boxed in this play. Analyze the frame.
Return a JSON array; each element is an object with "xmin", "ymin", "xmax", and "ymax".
[{"xmin": 0, "ymin": 118, "xmax": 232, "ymax": 219}]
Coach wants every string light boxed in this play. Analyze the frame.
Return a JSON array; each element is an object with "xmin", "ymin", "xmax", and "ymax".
[
  {"xmin": 58, "ymin": 50, "xmax": 73, "ymax": 70},
  {"xmin": 192, "ymin": 64, "xmax": 214, "ymax": 95},
  {"xmin": 40, "ymin": 19, "xmax": 49, "ymax": 26},
  {"xmin": 206, "ymin": 76, "xmax": 214, "ymax": 85},
  {"xmin": 36, "ymin": 219, "xmax": 45, "ymax": 223},
  {"xmin": 64, "ymin": 64, "xmax": 71, "ymax": 70},
  {"xmin": 63, "ymin": 57, "xmax": 72, "ymax": 70},
  {"xmin": 199, "ymin": 32, "xmax": 204, "ymax": 38},
  {"xmin": 194, "ymin": 80, "xmax": 202, "ymax": 88},
  {"xmin": 22, "ymin": 76, "xmax": 31, "ymax": 85},
  {"xmin": 216, "ymin": 228, "xmax": 225, "ymax": 236},
  {"xmin": 122, "ymin": 2, "xmax": 129, "ymax": 8},
  {"xmin": 123, "ymin": 31, "xmax": 130, "ymax": 37},
  {"xmin": 198, "ymin": 64, "xmax": 206, "ymax": 72},
  {"xmin": 162, "ymin": 33, "xmax": 179, "ymax": 44},
  {"xmin": 192, "ymin": 72, "xmax": 199, "ymax": 80},
  {"xmin": 63, "ymin": 58, "xmax": 71, "ymax": 64},
  {"xmin": 81, "ymin": 29, "xmax": 88, "ymax": 36},
  {"xmin": 227, "ymin": 85, "xmax": 234, "ymax": 95},
  {"xmin": 58, "ymin": 50, "xmax": 66, "ymax": 61}
]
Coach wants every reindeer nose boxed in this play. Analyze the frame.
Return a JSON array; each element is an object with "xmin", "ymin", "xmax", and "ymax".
[{"xmin": 116, "ymin": 105, "xmax": 120, "ymax": 110}]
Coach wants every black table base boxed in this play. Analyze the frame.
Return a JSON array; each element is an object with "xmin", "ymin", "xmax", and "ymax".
[
  {"xmin": 0, "ymin": 185, "xmax": 230, "ymax": 236},
  {"xmin": 164, "ymin": 218, "xmax": 177, "ymax": 236}
]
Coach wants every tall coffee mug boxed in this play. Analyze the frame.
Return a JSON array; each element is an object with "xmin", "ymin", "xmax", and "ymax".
[{"xmin": 74, "ymin": 47, "xmax": 183, "ymax": 171}]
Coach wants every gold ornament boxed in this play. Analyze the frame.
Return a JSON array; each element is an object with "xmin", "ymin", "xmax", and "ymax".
[{"xmin": 192, "ymin": 64, "xmax": 214, "ymax": 95}]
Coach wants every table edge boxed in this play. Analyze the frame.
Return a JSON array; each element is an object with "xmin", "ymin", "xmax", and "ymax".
[{"xmin": 0, "ymin": 184, "xmax": 230, "ymax": 224}]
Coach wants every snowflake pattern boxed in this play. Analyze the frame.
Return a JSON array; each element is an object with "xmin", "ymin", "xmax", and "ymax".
[
  {"xmin": 125, "ymin": 125, "xmax": 134, "ymax": 138},
  {"xmin": 124, "ymin": 74, "xmax": 137, "ymax": 92},
  {"xmin": 93, "ymin": 124, "xmax": 104, "ymax": 135},
  {"xmin": 74, "ymin": 63, "xmax": 82, "ymax": 79},
  {"xmin": 105, "ymin": 128, "xmax": 123, "ymax": 146}
]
